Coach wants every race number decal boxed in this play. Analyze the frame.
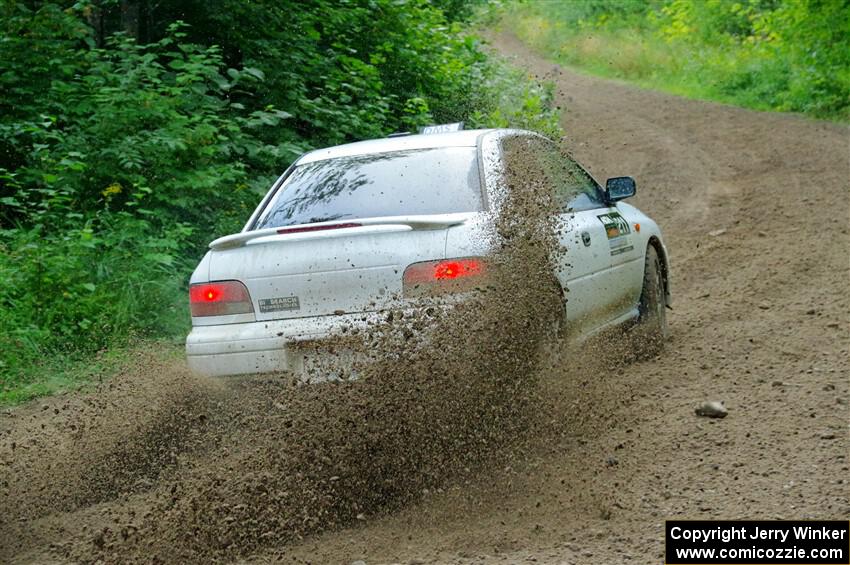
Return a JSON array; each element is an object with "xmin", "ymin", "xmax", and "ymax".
[{"xmin": 597, "ymin": 211, "xmax": 634, "ymax": 256}]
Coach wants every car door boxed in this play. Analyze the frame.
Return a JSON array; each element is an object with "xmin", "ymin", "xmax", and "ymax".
[
  {"xmin": 499, "ymin": 134, "xmax": 617, "ymax": 335},
  {"xmin": 598, "ymin": 201, "xmax": 645, "ymax": 318},
  {"xmin": 543, "ymin": 143, "xmax": 627, "ymax": 334}
]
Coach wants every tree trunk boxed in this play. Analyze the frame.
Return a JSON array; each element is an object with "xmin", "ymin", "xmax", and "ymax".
[{"xmin": 121, "ymin": 0, "xmax": 140, "ymax": 38}]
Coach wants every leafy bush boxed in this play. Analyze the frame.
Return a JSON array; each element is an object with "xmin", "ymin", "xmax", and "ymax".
[
  {"xmin": 0, "ymin": 23, "xmax": 285, "ymax": 376},
  {"xmin": 0, "ymin": 0, "xmax": 560, "ymax": 393},
  {"xmin": 0, "ymin": 215, "xmax": 191, "ymax": 373},
  {"xmin": 504, "ymin": 0, "xmax": 850, "ymax": 120}
]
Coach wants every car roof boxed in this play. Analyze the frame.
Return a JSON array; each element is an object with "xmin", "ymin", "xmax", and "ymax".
[{"xmin": 298, "ymin": 129, "xmax": 495, "ymax": 164}]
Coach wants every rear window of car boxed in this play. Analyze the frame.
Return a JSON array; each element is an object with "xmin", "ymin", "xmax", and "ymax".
[{"xmin": 252, "ymin": 147, "xmax": 483, "ymax": 230}]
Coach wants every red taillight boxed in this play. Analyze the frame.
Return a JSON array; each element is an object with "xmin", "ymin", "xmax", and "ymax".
[
  {"xmin": 403, "ymin": 258, "xmax": 487, "ymax": 297},
  {"xmin": 276, "ymin": 222, "xmax": 362, "ymax": 235},
  {"xmin": 434, "ymin": 260, "xmax": 482, "ymax": 280},
  {"xmin": 189, "ymin": 281, "xmax": 254, "ymax": 317}
]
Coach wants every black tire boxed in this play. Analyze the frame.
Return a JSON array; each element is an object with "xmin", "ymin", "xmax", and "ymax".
[{"xmin": 633, "ymin": 245, "xmax": 668, "ymax": 357}]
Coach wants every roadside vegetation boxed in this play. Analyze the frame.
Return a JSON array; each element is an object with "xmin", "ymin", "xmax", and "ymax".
[
  {"xmin": 501, "ymin": 0, "xmax": 849, "ymax": 120},
  {"xmin": 0, "ymin": 0, "xmax": 560, "ymax": 404}
]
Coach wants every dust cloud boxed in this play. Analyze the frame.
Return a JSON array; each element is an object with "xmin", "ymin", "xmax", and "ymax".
[{"xmin": 0, "ymin": 145, "xmax": 619, "ymax": 564}]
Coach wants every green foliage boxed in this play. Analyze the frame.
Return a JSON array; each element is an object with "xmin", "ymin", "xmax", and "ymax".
[
  {"xmin": 0, "ymin": 0, "xmax": 560, "ymax": 395},
  {"xmin": 505, "ymin": 0, "xmax": 850, "ymax": 120},
  {"xmin": 0, "ymin": 215, "xmax": 191, "ymax": 374},
  {"xmin": 1, "ymin": 21, "xmax": 290, "ymax": 378},
  {"xmin": 463, "ymin": 57, "xmax": 562, "ymax": 139}
]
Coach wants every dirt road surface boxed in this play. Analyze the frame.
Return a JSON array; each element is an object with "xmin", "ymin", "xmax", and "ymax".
[{"xmin": 2, "ymin": 32, "xmax": 848, "ymax": 564}]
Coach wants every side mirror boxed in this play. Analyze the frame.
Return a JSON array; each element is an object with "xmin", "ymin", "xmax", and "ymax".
[{"xmin": 605, "ymin": 176, "xmax": 636, "ymax": 202}]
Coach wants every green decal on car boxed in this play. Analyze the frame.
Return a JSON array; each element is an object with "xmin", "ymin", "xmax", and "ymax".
[{"xmin": 597, "ymin": 211, "xmax": 634, "ymax": 256}]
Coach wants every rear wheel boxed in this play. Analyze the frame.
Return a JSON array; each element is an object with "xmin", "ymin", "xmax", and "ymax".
[{"xmin": 633, "ymin": 245, "xmax": 668, "ymax": 357}]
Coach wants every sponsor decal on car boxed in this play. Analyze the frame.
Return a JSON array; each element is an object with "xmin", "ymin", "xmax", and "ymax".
[
  {"xmin": 419, "ymin": 122, "xmax": 464, "ymax": 134},
  {"xmin": 258, "ymin": 296, "xmax": 300, "ymax": 313},
  {"xmin": 597, "ymin": 211, "xmax": 634, "ymax": 256}
]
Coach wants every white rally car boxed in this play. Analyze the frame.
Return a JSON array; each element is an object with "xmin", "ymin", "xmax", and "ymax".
[{"xmin": 186, "ymin": 127, "xmax": 670, "ymax": 377}]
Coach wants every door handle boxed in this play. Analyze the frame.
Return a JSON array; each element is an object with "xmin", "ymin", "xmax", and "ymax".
[{"xmin": 581, "ymin": 231, "xmax": 591, "ymax": 247}]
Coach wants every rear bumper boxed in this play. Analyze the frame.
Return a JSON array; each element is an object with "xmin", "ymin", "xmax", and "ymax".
[
  {"xmin": 186, "ymin": 309, "xmax": 406, "ymax": 377},
  {"xmin": 186, "ymin": 348, "xmax": 289, "ymax": 377}
]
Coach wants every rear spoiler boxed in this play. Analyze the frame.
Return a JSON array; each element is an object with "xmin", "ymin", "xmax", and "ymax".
[{"xmin": 209, "ymin": 214, "xmax": 471, "ymax": 251}]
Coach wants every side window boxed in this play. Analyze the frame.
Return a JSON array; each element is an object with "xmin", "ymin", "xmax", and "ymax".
[
  {"xmin": 549, "ymin": 152, "xmax": 606, "ymax": 212},
  {"xmin": 501, "ymin": 135, "xmax": 605, "ymax": 213}
]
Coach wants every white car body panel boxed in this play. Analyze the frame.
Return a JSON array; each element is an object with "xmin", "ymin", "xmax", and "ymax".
[
  {"xmin": 186, "ymin": 128, "xmax": 670, "ymax": 377},
  {"xmin": 606, "ymin": 202, "xmax": 663, "ymax": 315},
  {"xmin": 186, "ymin": 307, "xmax": 427, "ymax": 377},
  {"xmin": 207, "ymin": 226, "xmax": 443, "ymax": 322},
  {"xmin": 555, "ymin": 207, "xmax": 621, "ymax": 334}
]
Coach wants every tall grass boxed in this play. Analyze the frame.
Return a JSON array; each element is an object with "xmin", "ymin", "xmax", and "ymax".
[{"xmin": 502, "ymin": 0, "xmax": 850, "ymax": 121}]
